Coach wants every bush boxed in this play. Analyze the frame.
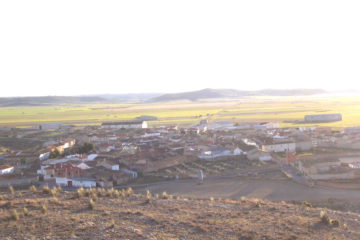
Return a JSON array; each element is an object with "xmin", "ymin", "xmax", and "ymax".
[
  {"xmin": 89, "ymin": 198, "xmax": 96, "ymax": 210},
  {"xmin": 320, "ymin": 211, "xmax": 330, "ymax": 225},
  {"xmin": 302, "ymin": 201, "xmax": 312, "ymax": 208},
  {"xmin": 76, "ymin": 187, "xmax": 85, "ymax": 198},
  {"xmin": 8, "ymin": 186, "xmax": 15, "ymax": 195},
  {"xmin": 23, "ymin": 207, "xmax": 29, "ymax": 216},
  {"xmin": 127, "ymin": 188, "xmax": 133, "ymax": 197},
  {"xmin": 10, "ymin": 209, "xmax": 19, "ymax": 221},
  {"xmin": 331, "ymin": 219, "xmax": 340, "ymax": 227},
  {"xmin": 41, "ymin": 204, "xmax": 48, "ymax": 214},
  {"xmin": 320, "ymin": 211, "xmax": 340, "ymax": 227},
  {"xmin": 161, "ymin": 192, "xmax": 169, "ymax": 199},
  {"xmin": 145, "ymin": 190, "xmax": 152, "ymax": 204},
  {"xmin": 50, "ymin": 188, "xmax": 58, "ymax": 197},
  {"xmin": 29, "ymin": 185, "xmax": 37, "ymax": 193},
  {"xmin": 42, "ymin": 186, "xmax": 51, "ymax": 194}
]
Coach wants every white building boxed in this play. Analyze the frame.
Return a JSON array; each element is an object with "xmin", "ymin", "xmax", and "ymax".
[
  {"xmin": 30, "ymin": 122, "xmax": 63, "ymax": 130},
  {"xmin": 0, "ymin": 165, "xmax": 14, "ymax": 175},
  {"xmin": 56, "ymin": 177, "xmax": 97, "ymax": 188},
  {"xmin": 101, "ymin": 121, "xmax": 148, "ymax": 129},
  {"xmin": 261, "ymin": 142, "xmax": 296, "ymax": 153}
]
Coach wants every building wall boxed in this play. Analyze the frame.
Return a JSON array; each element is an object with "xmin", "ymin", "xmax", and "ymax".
[
  {"xmin": 102, "ymin": 122, "xmax": 147, "ymax": 129},
  {"xmin": 0, "ymin": 167, "xmax": 14, "ymax": 175},
  {"xmin": 262, "ymin": 143, "xmax": 296, "ymax": 152},
  {"xmin": 296, "ymin": 141, "xmax": 313, "ymax": 151},
  {"xmin": 308, "ymin": 172, "xmax": 354, "ymax": 180},
  {"xmin": 304, "ymin": 114, "xmax": 342, "ymax": 122}
]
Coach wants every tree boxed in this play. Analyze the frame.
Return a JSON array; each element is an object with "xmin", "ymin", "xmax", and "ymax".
[
  {"xmin": 20, "ymin": 157, "xmax": 26, "ymax": 164},
  {"xmin": 76, "ymin": 142, "xmax": 95, "ymax": 154},
  {"xmin": 50, "ymin": 149, "xmax": 60, "ymax": 159}
]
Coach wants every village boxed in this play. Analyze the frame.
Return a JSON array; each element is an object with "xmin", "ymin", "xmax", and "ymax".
[{"xmin": 1, "ymin": 113, "xmax": 360, "ymax": 191}]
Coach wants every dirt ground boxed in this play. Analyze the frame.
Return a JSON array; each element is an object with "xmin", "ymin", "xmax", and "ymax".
[{"xmin": 144, "ymin": 176, "xmax": 360, "ymax": 212}]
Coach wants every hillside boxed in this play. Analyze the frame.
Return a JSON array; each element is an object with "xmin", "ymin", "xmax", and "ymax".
[
  {"xmin": 0, "ymin": 187, "xmax": 359, "ymax": 239},
  {"xmin": 0, "ymin": 96, "xmax": 107, "ymax": 107},
  {"xmin": 0, "ymin": 93, "xmax": 162, "ymax": 107},
  {"xmin": 149, "ymin": 88, "xmax": 327, "ymax": 102}
]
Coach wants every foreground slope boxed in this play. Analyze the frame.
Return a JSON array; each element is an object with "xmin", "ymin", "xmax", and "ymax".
[{"xmin": 0, "ymin": 188, "xmax": 359, "ymax": 239}]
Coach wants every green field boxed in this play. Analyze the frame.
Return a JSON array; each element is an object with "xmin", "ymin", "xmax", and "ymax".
[{"xmin": 1, "ymin": 96, "xmax": 360, "ymax": 128}]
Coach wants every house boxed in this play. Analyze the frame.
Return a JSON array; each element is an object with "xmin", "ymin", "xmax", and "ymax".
[
  {"xmin": 30, "ymin": 122, "xmax": 63, "ymax": 130},
  {"xmin": 42, "ymin": 163, "xmax": 81, "ymax": 180},
  {"xmin": 198, "ymin": 147, "xmax": 233, "ymax": 159},
  {"xmin": 253, "ymin": 122, "xmax": 280, "ymax": 129},
  {"xmin": 0, "ymin": 165, "xmax": 14, "ymax": 175},
  {"xmin": 246, "ymin": 149, "xmax": 272, "ymax": 161},
  {"xmin": 304, "ymin": 114, "xmax": 342, "ymax": 123},
  {"xmin": 76, "ymin": 163, "xmax": 91, "ymax": 170},
  {"xmin": 101, "ymin": 121, "xmax": 148, "ymax": 129},
  {"xmin": 295, "ymin": 141, "xmax": 313, "ymax": 151},
  {"xmin": 261, "ymin": 142, "xmax": 296, "ymax": 153},
  {"xmin": 297, "ymin": 158, "xmax": 354, "ymax": 180},
  {"xmin": 47, "ymin": 140, "xmax": 76, "ymax": 154},
  {"xmin": 39, "ymin": 152, "xmax": 50, "ymax": 161},
  {"xmin": 56, "ymin": 177, "xmax": 97, "ymax": 188},
  {"xmin": 97, "ymin": 160, "xmax": 120, "ymax": 171},
  {"xmin": 122, "ymin": 169, "xmax": 138, "ymax": 178}
]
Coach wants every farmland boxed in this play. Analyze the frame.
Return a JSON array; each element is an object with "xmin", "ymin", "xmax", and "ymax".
[{"xmin": 1, "ymin": 96, "xmax": 360, "ymax": 128}]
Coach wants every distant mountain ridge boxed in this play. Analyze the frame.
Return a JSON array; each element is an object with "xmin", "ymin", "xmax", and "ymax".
[
  {"xmin": 0, "ymin": 93, "xmax": 162, "ymax": 107},
  {"xmin": 0, "ymin": 89, "xmax": 326, "ymax": 106},
  {"xmin": 0, "ymin": 96, "xmax": 107, "ymax": 107},
  {"xmin": 149, "ymin": 88, "xmax": 327, "ymax": 102}
]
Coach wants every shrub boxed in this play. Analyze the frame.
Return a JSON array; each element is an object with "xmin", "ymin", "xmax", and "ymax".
[
  {"xmin": 331, "ymin": 219, "xmax": 340, "ymax": 227},
  {"xmin": 109, "ymin": 219, "xmax": 115, "ymax": 228},
  {"xmin": 10, "ymin": 209, "xmax": 19, "ymax": 221},
  {"xmin": 127, "ymin": 188, "xmax": 133, "ymax": 196},
  {"xmin": 254, "ymin": 199, "xmax": 261, "ymax": 208},
  {"xmin": 302, "ymin": 201, "xmax": 312, "ymax": 208},
  {"xmin": 41, "ymin": 204, "xmax": 48, "ymax": 214},
  {"xmin": 89, "ymin": 198, "xmax": 96, "ymax": 210},
  {"xmin": 56, "ymin": 186, "xmax": 63, "ymax": 193},
  {"xmin": 320, "ymin": 211, "xmax": 330, "ymax": 225},
  {"xmin": 114, "ymin": 190, "xmax": 120, "ymax": 198},
  {"xmin": 23, "ymin": 207, "xmax": 29, "ymax": 216},
  {"xmin": 145, "ymin": 190, "xmax": 152, "ymax": 204},
  {"xmin": 76, "ymin": 187, "xmax": 85, "ymax": 198},
  {"xmin": 107, "ymin": 188, "xmax": 115, "ymax": 197},
  {"xmin": 8, "ymin": 186, "xmax": 15, "ymax": 195},
  {"xmin": 161, "ymin": 192, "xmax": 169, "ymax": 199},
  {"xmin": 42, "ymin": 186, "xmax": 51, "ymax": 194},
  {"xmin": 91, "ymin": 193, "xmax": 98, "ymax": 202},
  {"xmin": 29, "ymin": 185, "xmax": 37, "ymax": 193},
  {"xmin": 50, "ymin": 188, "xmax": 58, "ymax": 197}
]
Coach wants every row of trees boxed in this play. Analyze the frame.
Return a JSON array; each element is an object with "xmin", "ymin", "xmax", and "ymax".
[{"xmin": 49, "ymin": 142, "xmax": 95, "ymax": 159}]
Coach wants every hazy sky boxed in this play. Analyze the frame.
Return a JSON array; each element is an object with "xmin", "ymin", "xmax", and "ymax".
[{"xmin": 1, "ymin": 1, "xmax": 359, "ymax": 97}]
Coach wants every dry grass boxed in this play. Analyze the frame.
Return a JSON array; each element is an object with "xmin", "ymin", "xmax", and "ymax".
[
  {"xmin": 0, "ymin": 189, "xmax": 358, "ymax": 239},
  {"xmin": 29, "ymin": 185, "xmax": 37, "ymax": 193},
  {"xmin": 89, "ymin": 198, "xmax": 96, "ymax": 210},
  {"xmin": 8, "ymin": 186, "xmax": 15, "ymax": 195}
]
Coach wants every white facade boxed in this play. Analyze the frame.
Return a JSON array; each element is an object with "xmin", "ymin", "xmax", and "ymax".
[
  {"xmin": 0, "ymin": 166, "xmax": 14, "ymax": 175},
  {"xmin": 39, "ymin": 152, "xmax": 50, "ymax": 161},
  {"xmin": 262, "ymin": 142, "xmax": 296, "ymax": 153},
  {"xmin": 56, "ymin": 177, "xmax": 97, "ymax": 188},
  {"xmin": 102, "ymin": 121, "xmax": 147, "ymax": 129}
]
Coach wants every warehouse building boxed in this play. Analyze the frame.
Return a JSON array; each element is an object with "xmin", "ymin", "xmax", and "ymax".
[
  {"xmin": 101, "ymin": 121, "xmax": 148, "ymax": 129},
  {"xmin": 304, "ymin": 113, "xmax": 342, "ymax": 123}
]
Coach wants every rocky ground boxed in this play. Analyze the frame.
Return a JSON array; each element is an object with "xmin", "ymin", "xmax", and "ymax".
[{"xmin": 0, "ymin": 186, "xmax": 360, "ymax": 239}]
